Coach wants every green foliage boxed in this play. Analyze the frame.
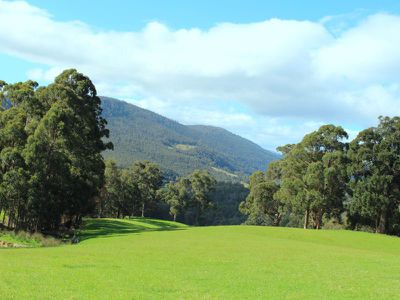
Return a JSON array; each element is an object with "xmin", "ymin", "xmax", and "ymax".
[
  {"xmin": 129, "ymin": 160, "xmax": 163, "ymax": 217},
  {"xmin": 204, "ymin": 181, "xmax": 249, "ymax": 225},
  {"xmin": 241, "ymin": 120, "xmax": 400, "ymax": 235},
  {"xmin": 100, "ymin": 160, "xmax": 163, "ymax": 219},
  {"xmin": 241, "ymin": 125, "xmax": 358, "ymax": 231},
  {"xmin": 347, "ymin": 116, "xmax": 400, "ymax": 234},
  {"xmin": 274, "ymin": 125, "xmax": 349, "ymax": 229},
  {"xmin": 0, "ymin": 69, "xmax": 111, "ymax": 232},
  {"xmin": 240, "ymin": 171, "xmax": 284, "ymax": 226},
  {"xmin": 188, "ymin": 170, "xmax": 217, "ymax": 225},
  {"xmin": 99, "ymin": 160, "xmax": 126, "ymax": 218},
  {"xmin": 101, "ymin": 159, "xmax": 242, "ymax": 226},
  {"xmin": 160, "ymin": 175, "xmax": 248, "ymax": 226},
  {"xmin": 157, "ymin": 170, "xmax": 217, "ymax": 225},
  {"xmin": 4, "ymin": 72, "xmax": 400, "ymax": 236},
  {"xmin": 159, "ymin": 178, "xmax": 191, "ymax": 221}
]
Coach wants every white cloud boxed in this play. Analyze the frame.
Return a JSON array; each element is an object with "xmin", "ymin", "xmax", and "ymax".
[
  {"xmin": 0, "ymin": 1, "xmax": 400, "ymax": 149},
  {"xmin": 26, "ymin": 66, "xmax": 64, "ymax": 82},
  {"xmin": 314, "ymin": 14, "xmax": 400, "ymax": 83}
]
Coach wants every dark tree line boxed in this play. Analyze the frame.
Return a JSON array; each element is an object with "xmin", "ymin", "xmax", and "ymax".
[
  {"xmin": 0, "ymin": 70, "xmax": 112, "ymax": 232},
  {"xmin": 97, "ymin": 160, "xmax": 163, "ymax": 218},
  {"xmin": 99, "ymin": 162, "xmax": 218, "ymax": 225},
  {"xmin": 240, "ymin": 119, "xmax": 400, "ymax": 235},
  {"xmin": 160, "ymin": 170, "xmax": 217, "ymax": 225}
]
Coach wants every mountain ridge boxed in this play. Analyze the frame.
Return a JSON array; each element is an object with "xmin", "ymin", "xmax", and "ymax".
[{"xmin": 101, "ymin": 97, "xmax": 279, "ymax": 181}]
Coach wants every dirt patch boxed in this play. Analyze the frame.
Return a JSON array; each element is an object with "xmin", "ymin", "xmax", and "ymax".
[{"xmin": 0, "ymin": 240, "xmax": 27, "ymax": 248}]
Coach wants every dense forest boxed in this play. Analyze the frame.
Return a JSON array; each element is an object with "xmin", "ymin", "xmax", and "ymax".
[
  {"xmin": 96, "ymin": 159, "xmax": 247, "ymax": 226},
  {"xmin": 240, "ymin": 122, "xmax": 400, "ymax": 235}
]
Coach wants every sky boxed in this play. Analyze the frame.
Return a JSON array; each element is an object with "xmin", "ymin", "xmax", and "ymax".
[{"xmin": 2, "ymin": 1, "xmax": 400, "ymax": 151}]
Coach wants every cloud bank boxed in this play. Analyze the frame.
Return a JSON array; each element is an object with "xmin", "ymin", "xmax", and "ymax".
[{"xmin": 0, "ymin": 0, "xmax": 399, "ymax": 149}]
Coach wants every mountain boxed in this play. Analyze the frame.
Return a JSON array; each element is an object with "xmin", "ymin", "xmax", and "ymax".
[{"xmin": 101, "ymin": 97, "xmax": 280, "ymax": 181}]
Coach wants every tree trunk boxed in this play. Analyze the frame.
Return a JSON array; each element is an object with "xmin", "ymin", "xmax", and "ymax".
[
  {"xmin": 131, "ymin": 202, "xmax": 135, "ymax": 218},
  {"xmin": 195, "ymin": 203, "xmax": 201, "ymax": 225},
  {"xmin": 7, "ymin": 210, "xmax": 13, "ymax": 228},
  {"xmin": 316, "ymin": 209, "xmax": 323, "ymax": 230},
  {"xmin": 75, "ymin": 215, "xmax": 82, "ymax": 227},
  {"xmin": 99, "ymin": 200, "xmax": 103, "ymax": 218},
  {"xmin": 376, "ymin": 210, "xmax": 387, "ymax": 234},
  {"xmin": 316, "ymin": 219, "xmax": 321, "ymax": 229},
  {"xmin": 273, "ymin": 213, "xmax": 282, "ymax": 226},
  {"xmin": 303, "ymin": 208, "xmax": 309, "ymax": 229},
  {"xmin": 173, "ymin": 214, "xmax": 176, "ymax": 222},
  {"xmin": 141, "ymin": 203, "xmax": 145, "ymax": 218}
]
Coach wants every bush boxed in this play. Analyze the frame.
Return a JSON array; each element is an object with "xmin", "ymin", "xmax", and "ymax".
[
  {"xmin": 322, "ymin": 219, "xmax": 345, "ymax": 230},
  {"xmin": 31, "ymin": 232, "xmax": 61, "ymax": 247}
]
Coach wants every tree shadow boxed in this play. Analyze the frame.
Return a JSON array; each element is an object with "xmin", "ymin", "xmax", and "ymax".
[{"xmin": 78, "ymin": 218, "xmax": 186, "ymax": 241}]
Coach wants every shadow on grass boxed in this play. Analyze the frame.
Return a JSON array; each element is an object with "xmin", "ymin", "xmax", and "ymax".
[{"xmin": 78, "ymin": 218, "xmax": 186, "ymax": 241}]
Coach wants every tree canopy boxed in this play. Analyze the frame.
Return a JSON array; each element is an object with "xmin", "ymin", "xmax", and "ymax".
[
  {"xmin": 0, "ymin": 69, "xmax": 112, "ymax": 232},
  {"xmin": 241, "ymin": 120, "xmax": 400, "ymax": 235}
]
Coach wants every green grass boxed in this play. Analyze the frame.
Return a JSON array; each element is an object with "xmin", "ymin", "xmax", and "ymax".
[
  {"xmin": 211, "ymin": 167, "xmax": 239, "ymax": 178},
  {"xmin": 0, "ymin": 228, "xmax": 61, "ymax": 248},
  {"xmin": 1, "ymin": 218, "xmax": 400, "ymax": 299},
  {"xmin": 174, "ymin": 144, "xmax": 197, "ymax": 151},
  {"xmin": 0, "ymin": 231, "xmax": 40, "ymax": 247}
]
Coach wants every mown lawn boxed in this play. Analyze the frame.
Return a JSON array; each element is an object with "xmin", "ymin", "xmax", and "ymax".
[{"xmin": 1, "ymin": 218, "xmax": 400, "ymax": 299}]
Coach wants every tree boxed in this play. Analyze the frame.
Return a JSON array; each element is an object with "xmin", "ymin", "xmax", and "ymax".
[
  {"xmin": 0, "ymin": 149, "xmax": 29, "ymax": 229},
  {"xmin": 0, "ymin": 69, "xmax": 112, "ymax": 232},
  {"xmin": 99, "ymin": 160, "xmax": 164, "ymax": 219},
  {"xmin": 205, "ymin": 181, "xmax": 249, "ymax": 225},
  {"xmin": 0, "ymin": 87, "xmax": 32, "ymax": 229},
  {"xmin": 189, "ymin": 170, "xmax": 216, "ymax": 225},
  {"xmin": 275, "ymin": 125, "xmax": 348, "ymax": 229},
  {"xmin": 161, "ymin": 178, "xmax": 191, "ymax": 221},
  {"xmin": 348, "ymin": 117, "xmax": 400, "ymax": 234},
  {"xmin": 121, "ymin": 168, "xmax": 140, "ymax": 218},
  {"xmin": 240, "ymin": 165, "xmax": 285, "ymax": 226},
  {"xmin": 101, "ymin": 160, "xmax": 124, "ymax": 218},
  {"xmin": 129, "ymin": 161, "xmax": 163, "ymax": 217},
  {"xmin": 240, "ymin": 182, "xmax": 281, "ymax": 226}
]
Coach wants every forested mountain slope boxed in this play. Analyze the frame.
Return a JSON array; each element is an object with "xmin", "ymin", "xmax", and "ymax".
[{"xmin": 101, "ymin": 97, "xmax": 279, "ymax": 181}]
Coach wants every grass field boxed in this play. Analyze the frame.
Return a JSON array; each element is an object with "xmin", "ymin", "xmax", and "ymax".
[
  {"xmin": 0, "ymin": 231, "xmax": 41, "ymax": 247},
  {"xmin": 1, "ymin": 218, "xmax": 400, "ymax": 299}
]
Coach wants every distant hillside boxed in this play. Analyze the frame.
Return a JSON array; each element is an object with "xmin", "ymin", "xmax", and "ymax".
[{"xmin": 101, "ymin": 97, "xmax": 279, "ymax": 181}]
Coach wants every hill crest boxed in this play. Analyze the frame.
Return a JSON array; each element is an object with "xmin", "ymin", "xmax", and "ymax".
[{"xmin": 101, "ymin": 97, "xmax": 279, "ymax": 181}]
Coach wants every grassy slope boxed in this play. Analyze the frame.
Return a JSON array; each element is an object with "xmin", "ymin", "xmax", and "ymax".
[{"xmin": 1, "ymin": 218, "xmax": 400, "ymax": 299}]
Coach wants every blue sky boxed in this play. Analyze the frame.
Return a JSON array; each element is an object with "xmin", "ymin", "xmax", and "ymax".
[
  {"xmin": 1, "ymin": 0, "xmax": 400, "ymax": 150},
  {"xmin": 26, "ymin": 0, "xmax": 400, "ymax": 30}
]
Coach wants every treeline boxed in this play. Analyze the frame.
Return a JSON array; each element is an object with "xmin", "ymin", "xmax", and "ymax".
[
  {"xmin": 98, "ymin": 160, "xmax": 222, "ymax": 225},
  {"xmin": 0, "ymin": 70, "xmax": 112, "ymax": 232},
  {"xmin": 240, "ymin": 120, "xmax": 400, "ymax": 235},
  {"xmin": 0, "ymin": 69, "xmax": 248, "ymax": 233}
]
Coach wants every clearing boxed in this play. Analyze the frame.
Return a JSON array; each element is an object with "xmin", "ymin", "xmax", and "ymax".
[{"xmin": 1, "ymin": 218, "xmax": 399, "ymax": 299}]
